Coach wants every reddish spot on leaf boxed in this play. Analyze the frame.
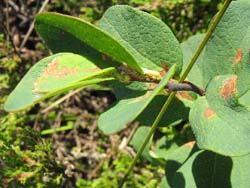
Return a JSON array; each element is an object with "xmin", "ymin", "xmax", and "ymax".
[
  {"xmin": 176, "ymin": 91, "xmax": 193, "ymax": 100},
  {"xmin": 204, "ymin": 107, "xmax": 216, "ymax": 119},
  {"xmin": 234, "ymin": 48, "xmax": 243, "ymax": 64},
  {"xmin": 159, "ymin": 69, "xmax": 166, "ymax": 77},
  {"xmin": 220, "ymin": 77, "xmax": 237, "ymax": 99},
  {"xmin": 42, "ymin": 58, "xmax": 79, "ymax": 78},
  {"xmin": 184, "ymin": 141, "xmax": 196, "ymax": 148},
  {"xmin": 33, "ymin": 57, "xmax": 80, "ymax": 92}
]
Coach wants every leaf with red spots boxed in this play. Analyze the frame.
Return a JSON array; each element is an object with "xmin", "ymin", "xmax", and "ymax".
[
  {"xmin": 190, "ymin": 75, "xmax": 250, "ymax": 156},
  {"xmin": 4, "ymin": 53, "xmax": 116, "ymax": 111},
  {"xmin": 181, "ymin": 2, "xmax": 250, "ymax": 89},
  {"xmin": 180, "ymin": 1, "xmax": 250, "ymax": 156}
]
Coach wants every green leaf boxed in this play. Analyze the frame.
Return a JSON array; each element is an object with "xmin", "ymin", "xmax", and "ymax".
[
  {"xmin": 98, "ymin": 5, "xmax": 182, "ymax": 74},
  {"xmin": 190, "ymin": 75, "xmax": 250, "ymax": 156},
  {"xmin": 182, "ymin": 1, "xmax": 250, "ymax": 88},
  {"xmin": 200, "ymin": 1, "xmax": 250, "ymax": 87},
  {"xmin": 181, "ymin": 34, "xmax": 205, "ymax": 88},
  {"xmin": 181, "ymin": 1, "xmax": 250, "ymax": 156},
  {"xmin": 35, "ymin": 12, "xmax": 143, "ymax": 73},
  {"xmin": 154, "ymin": 126, "xmax": 195, "ymax": 160},
  {"xmin": 130, "ymin": 126, "xmax": 152, "ymax": 161},
  {"xmin": 98, "ymin": 64, "xmax": 176, "ymax": 134},
  {"xmin": 160, "ymin": 141, "xmax": 197, "ymax": 188},
  {"xmin": 171, "ymin": 150, "xmax": 250, "ymax": 188},
  {"xmin": 135, "ymin": 96, "xmax": 191, "ymax": 127},
  {"xmin": 4, "ymin": 53, "xmax": 115, "ymax": 112}
]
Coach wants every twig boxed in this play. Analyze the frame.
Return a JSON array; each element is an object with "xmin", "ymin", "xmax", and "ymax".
[
  {"xmin": 41, "ymin": 87, "xmax": 84, "ymax": 114},
  {"xmin": 166, "ymin": 81, "xmax": 205, "ymax": 96},
  {"xmin": 19, "ymin": 0, "xmax": 50, "ymax": 49},
  {"xmin": 118, "ymin": 64, "xmax": 205, "ymax": 95}
]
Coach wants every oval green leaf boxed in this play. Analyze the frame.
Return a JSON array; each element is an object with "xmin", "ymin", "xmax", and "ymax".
[
  {"xmin": 35, "ymin": 12, "xmax": 143, "ymax": 73},
  {"xmin": 99, "ymin": 5, "xmax": 182, "ymax": 74},
  {"xmin": 190, "ymin": 75, "xmax": 250, "ymax": 156}
]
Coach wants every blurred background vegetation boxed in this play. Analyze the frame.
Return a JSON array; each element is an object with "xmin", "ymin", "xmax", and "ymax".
[{"xmin": 0, "ymin": 0, "xmax": 223, "ymax": 187}]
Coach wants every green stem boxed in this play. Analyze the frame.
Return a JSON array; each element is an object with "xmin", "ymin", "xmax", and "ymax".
[
  {"xmin": 119, "ymin": 0, "xmax": 232, "ymax": 187},
  {"xmin": 179, "ymin": 0, "xmax": 232, "ymax": 82},
  {"xmin": 119, "ymin": 91, "xmax": 176, "ymax": 188},
  {"xmin": 41, "ymin": 123, "xmax": 74, "ymax": 135}
]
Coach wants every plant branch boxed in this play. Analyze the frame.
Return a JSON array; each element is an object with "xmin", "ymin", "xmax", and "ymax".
[
  {"xmin": 119, "ymin": 0, "xmax": 232, "ymax": 187},
  {"xmin": 166, "ymin": 81, "xmax": 205, "ymax": 96},
  {"xmin": 179, "ymin": 0, "xmax": 232, "ymax": 82},
  {"xmin": 118, "ymin": 64, "xmax": 205, "ymax": 95}
]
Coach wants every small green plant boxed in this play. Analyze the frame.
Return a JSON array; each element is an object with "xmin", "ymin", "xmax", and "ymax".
[{"xmin": 4, "ymin": 0, "xmax": 250, "ymax": 187}]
